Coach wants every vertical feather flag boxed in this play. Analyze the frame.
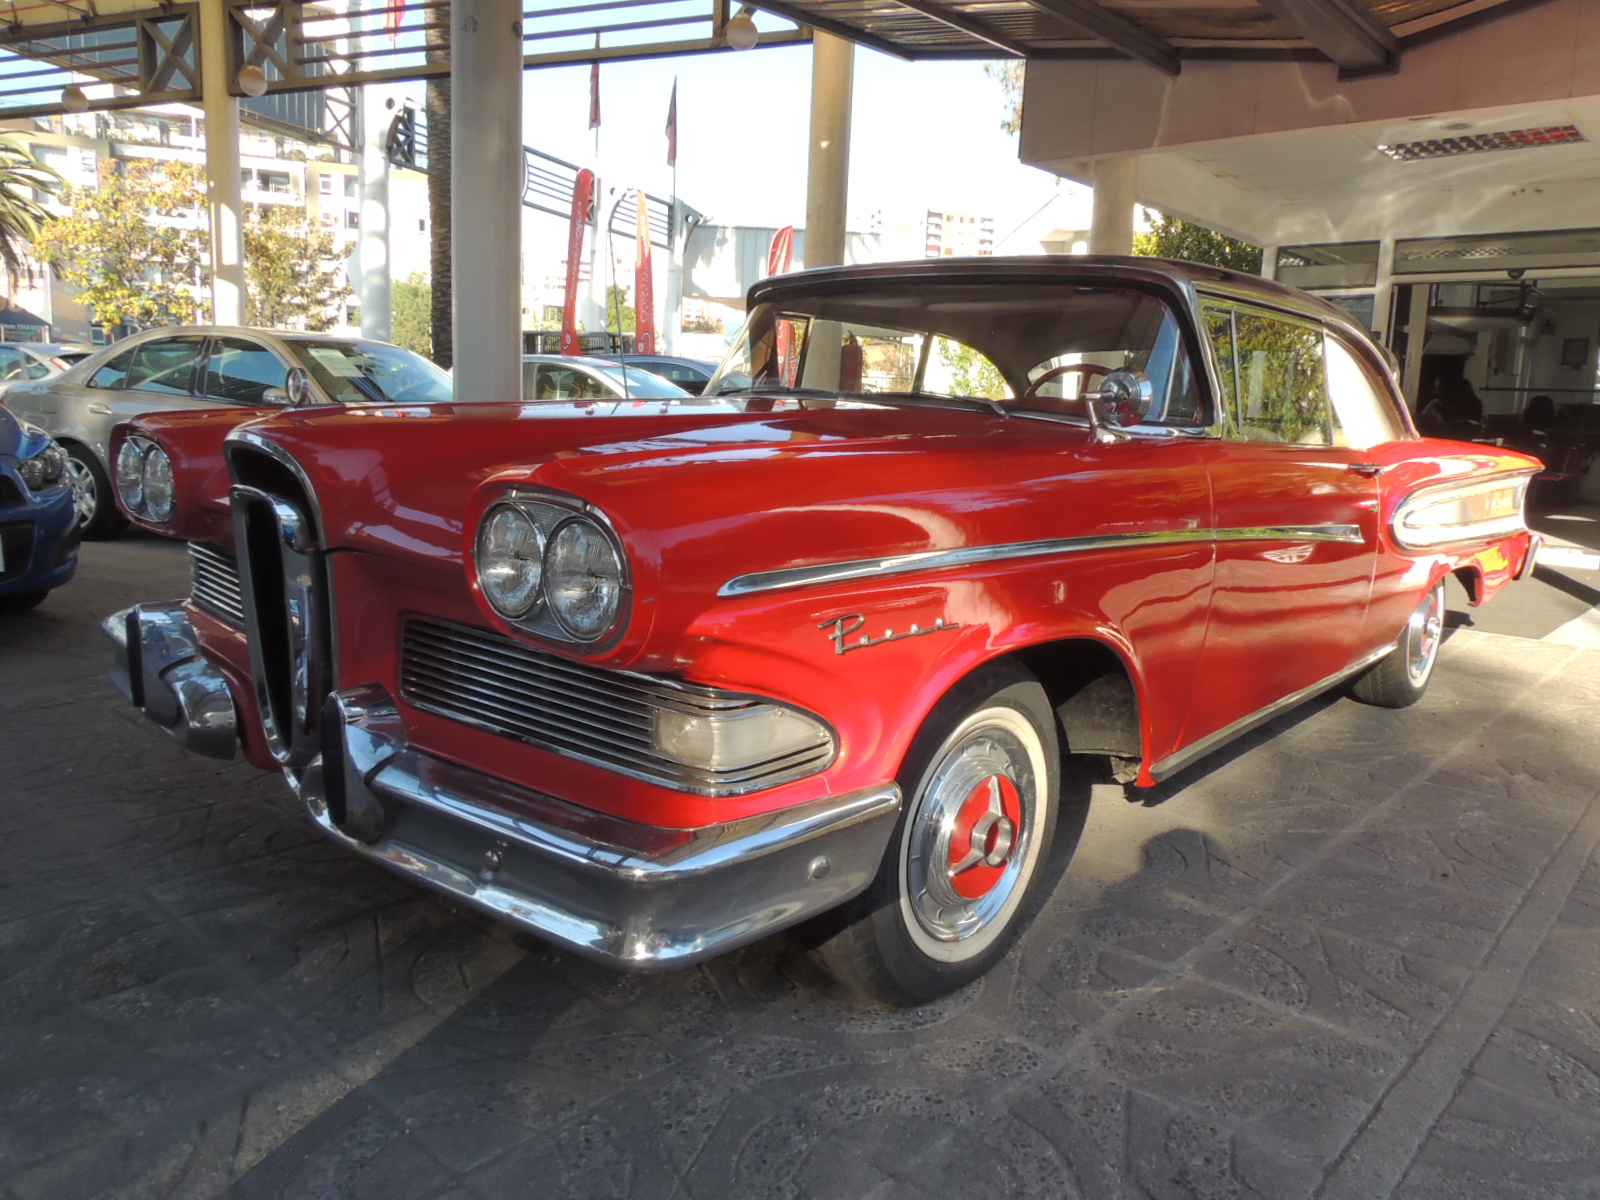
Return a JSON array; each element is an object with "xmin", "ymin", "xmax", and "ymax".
[
  {"xmin": 635, "ymin": 193, "xmax": 656, "ymax": 355},
  {"xmin": 588, "ymin": 60, "xmax": 601, "ymax": 131},
  {"xmin": 665, "ymin": 80, "xmax": 677, "ymax": 168}
]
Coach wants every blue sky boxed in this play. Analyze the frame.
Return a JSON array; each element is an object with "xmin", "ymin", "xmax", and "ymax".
[{"xmin": 516, "ymin": 39, "xmax": 1086, "ymax": 236}]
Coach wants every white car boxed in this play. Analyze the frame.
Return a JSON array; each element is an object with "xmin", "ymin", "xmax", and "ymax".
[{"xmin": 521, "ymin": 354, "xmax": 692, "ymax": 402}]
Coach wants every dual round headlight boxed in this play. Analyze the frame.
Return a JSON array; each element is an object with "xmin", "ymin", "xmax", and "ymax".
[
  {"xmin": 16, "ymin": 437, "xmax": 66, "ymax": 491},
  {"xmin": 476, "ymin": 503, "xmax": 627, "ymax": 641},
  {"xmin": 115, "ymin": 437, "xmax": 175, "ymax": 523}
]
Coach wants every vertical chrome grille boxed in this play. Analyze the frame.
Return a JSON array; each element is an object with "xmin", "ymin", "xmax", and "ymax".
[{"xmin": 188, "ymin": 541, "xmax": 245, "ymax": 625}]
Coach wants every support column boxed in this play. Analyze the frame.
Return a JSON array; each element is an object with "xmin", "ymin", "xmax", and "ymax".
[
  {"xmin": 1400, "ymin": 283, "xmax": 1430, "ymax": 410},
  {"xmin": 358, "ymin": 86, "xmax": 392, "ymax": 341},
  {"xmin": 664, "ymin": 200, "xmax": 686, "ymax": 355},
  {"xmin": 1260, "ymin": 245, "xmax": 1279, "ymax": 281},
  {"xmin": 1371, "ymin": 235, "xmax": 1397, "ymax": 343},
  {"xmin": 804, "ymin": 33, "xmax": 853, "ymax": 269},
  {"xmin": 1088, "ymin": 157, "xmax": 1138, "ymax": 256},
  {"xmin": 199, "ymin": 0, "xmax": 245, "ymax": 324},
  {"xmin": 451, "ymin": 0, "xmax": 523, "ymax": 402}
]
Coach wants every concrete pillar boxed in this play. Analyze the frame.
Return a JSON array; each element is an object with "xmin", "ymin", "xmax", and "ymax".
[
  {"xmin": 1400, "ymin": 282, "xmax": 1430, "ymax": 410},
  {"xmin": 804, "ymin": 33, "xmax": 854, "ymax": 269},
  {"xmin": 1260, "ymin": 245, "xmax": 1279, "ymax": 281},
  {"xmin": 1088, "ymin": 158, "xmax": 1138, "ymax": 256},
  {"xmin": 358, "ymin": 85, "xmax": 392, "ymax": 341},
  {"xmin": 664, "ymin": 200, "xmax": 686, "ymax": 355},
  {"xmin": 451, "ymin": 0, "xmax": 522, "ymax": 402},
  {"xmin": 199, "ymin": 0, "xmax": 245, "ymax": 324},
  {"xmin": 1372, "ymin": 235, "xmax": 1397, "ymax": 343}
]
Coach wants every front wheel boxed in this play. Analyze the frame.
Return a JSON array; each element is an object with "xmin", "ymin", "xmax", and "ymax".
[
  {"xmin": 65, "ymin": 444, "xmax": 127, "ymax": 540},
  {"xmin": 815, "ymin": 662, "xmax": 1060, "ymax": 1005},
  {"xmin": 1350, "ymin": 582, "xmax": 1445, "ymax": 708}
]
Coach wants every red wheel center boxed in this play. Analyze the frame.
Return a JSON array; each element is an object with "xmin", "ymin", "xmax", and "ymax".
[{"xmin": 947, "ymin": 774, "xmax": 1022, "ymax": 900}]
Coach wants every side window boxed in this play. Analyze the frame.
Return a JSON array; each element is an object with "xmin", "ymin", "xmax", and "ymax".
[
  {"xmin": 204, "ymin": 338, "xmax": 289, "ymax": 405},
  {"xmin": 89, "ymin": 347, "xmax": 135, "ymax": 389},
  {"xmin": 126, "ymin": 338, "xmax": 204, "ymax": 396},
  {"xmin": 1211, "ymin": 305, "xmax": 1330, "ymax": 445},
  {"xmin": 24, "ymin": 359, "xmax": 50, "ymax": 379},
  {"xmin": 0, "ymin": 348, "xmax": 22, "ymax": 379},
  {"xmin": 1326, "ymin": 335, "xmax": 1406, "ymax": 449},
  {"xmin": 576, "ymin": 370, "xmax": 617, "ymax": 400}
]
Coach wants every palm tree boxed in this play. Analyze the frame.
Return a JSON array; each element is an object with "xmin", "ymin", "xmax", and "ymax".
[{"xmin": 0, "ymin": 135, "xmax": 59, "ymax": 290}]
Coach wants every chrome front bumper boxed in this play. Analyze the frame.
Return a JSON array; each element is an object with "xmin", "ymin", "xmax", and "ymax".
[
  {"xmin": 104, "ymin": 602, "xmax": 238, "ymax": 760},
  {"xmin": 298, "ymin": 684, "xmax": 902, "ymax": 969}
]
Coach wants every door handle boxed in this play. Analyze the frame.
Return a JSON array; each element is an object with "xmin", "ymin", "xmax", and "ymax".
[
  {"xmin": 87, "ymin": 403, "xmax": 112, "ymax": 416},
  {"xmin": 1348, "ymin": 462, "xmax": 1383, "ymax": 477}
]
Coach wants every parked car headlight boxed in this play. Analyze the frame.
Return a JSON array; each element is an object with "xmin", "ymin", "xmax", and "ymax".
[
  {"xmin": 16, "ymin": 437, "xmax": 66, "ymax": 491},
  {"xmin": 142, "ymin": 443, "xmax": 175, "ymax": 522},
  {"xmin": 545, "ymin": 517, "xmax": 624, "ymax": 640},
  {"xmin": 653, "ymin": 704, "xmax": 834, "ymax": 776},
  {"xmin": 115, "ymin": 437, "xmax": 176, "ymax": 523},
  {"xmin": 477, "ymin": 504, "xmax": 544, "ymax": 618}
]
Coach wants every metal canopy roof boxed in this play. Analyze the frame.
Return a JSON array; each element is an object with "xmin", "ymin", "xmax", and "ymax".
[{"xmin": 0, "ymin": 0, "xmax": 1555, "ymax": 124}]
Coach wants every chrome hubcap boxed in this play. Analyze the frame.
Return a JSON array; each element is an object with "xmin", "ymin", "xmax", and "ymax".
[
  {"xmin": 65, "ymin": 458, "xmax": 96, "ymax": 526},
  {"xmin": 901, "ymin": 707, "xmax": 1044, "ymax": 961},
  {"xmin": 1406, "ymin": 586, "xmax": 1444, "ymax": 685}
]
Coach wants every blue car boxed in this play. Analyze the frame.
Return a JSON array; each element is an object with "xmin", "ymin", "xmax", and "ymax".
[{"xmin": 0, "ymin": 404, "xmax": 78, "ymax": 611}]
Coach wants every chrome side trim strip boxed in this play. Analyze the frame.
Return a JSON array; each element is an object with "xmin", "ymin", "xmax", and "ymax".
[
  {"xmin": 1149, "ymin": 642, "xmax": 1393, "ymax": 783},
  {"xmin": 719, "ymin": 524, "xmax": 1364, "ymax": 597}
]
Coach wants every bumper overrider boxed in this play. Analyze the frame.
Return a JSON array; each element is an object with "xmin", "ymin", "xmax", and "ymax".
[{"xmin": 105, "ymin": 604, "xmax": 902, "ymax": 967}]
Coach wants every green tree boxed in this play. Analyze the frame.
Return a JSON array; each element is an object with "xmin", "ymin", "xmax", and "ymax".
[
  {"xmin": 986, "ymin": 60, "xmax": 1024, "ymax": 134},
  {"xmin": 0, "ymin": 135, "xmax": 59, "ymax": 290},
  {"xmin": 938, "ymin": 338, "xmax": 1008, "ymax": 400},
  {"xmin": 1133, "ymin": 211, "xmax": 1262, "ymax": 272},
  {"xmin": 34, "ymin": 158, "xmax": 209, "ymax": 331},
  {"xmin": 605, "ymin": 284, "xmax": 636, "ymax": 334},
  {"xmin": 243, "ymin": 204, "xmax": 351, "ymax": 331},
  {"xmin": 392, "ymin": 271, "xmax": 432, "ymax": 356}
]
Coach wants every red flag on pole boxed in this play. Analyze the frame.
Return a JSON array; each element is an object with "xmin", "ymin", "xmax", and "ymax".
[
  {"xmin": 385, "ymin": 1, "xmax": 404, "ymax": 41},
  {"xmin": 589, "ymin": 61, "xmax": 601, "ymax": 131},
  {"xmin": 635, "ymin": 192, "xmax": 656, "ymax": 356},
  {"xmin": 665, "ymin": 80, "xmax": 677, "ymax": 168},
  {"xmin": 769, "ymin": 227, "xmax": 795, "ymax": 384},
  {"xmin": 562, "ymin": 169, "xmax": 596, "ymax": 356}
]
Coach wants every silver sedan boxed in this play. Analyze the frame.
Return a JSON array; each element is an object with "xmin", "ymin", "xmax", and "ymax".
[{"xmin": 3, "ymin": 326, "xmax": 452, "ymax": 538}]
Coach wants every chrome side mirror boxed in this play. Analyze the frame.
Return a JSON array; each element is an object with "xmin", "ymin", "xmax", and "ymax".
[
  {"xmin": 261, "ymin": 386, "xmax": 289, "ymax": 406},
  {"xmin": 1088, "ymin": 370, "xmax": 1154, "ymax": 430},
  {"xmin": 286, "ymin": 366, "xmax": 315, "ymax": 408}
]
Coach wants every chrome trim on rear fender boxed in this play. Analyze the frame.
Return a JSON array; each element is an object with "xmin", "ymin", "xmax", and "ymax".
[
  {"xmin": 299, "ymin": 683, "xmax": 900, "ymax": 968},
  {"xmin": 720, "ymin": 524, "xmax": 1364, "ymax": 597}
]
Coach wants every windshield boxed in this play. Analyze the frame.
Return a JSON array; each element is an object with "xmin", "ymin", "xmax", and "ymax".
[
  {"xmin": 290, "ymin": 340, "xmax": 454, "ymax": 405},
  {"xmin": 703, "ymin": 280, "xmax": 1205, "ymax": 427}
]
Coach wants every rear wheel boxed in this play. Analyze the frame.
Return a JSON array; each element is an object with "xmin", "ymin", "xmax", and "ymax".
[
  {"xmin": 1351, "ymin": 582, "xmax": 1445, "ymax": 708},
  {"xmin": 64, "ymin": 444, "xmax": 127, "ymax": 540},
  {"xmin": 815, "ymin": 662, "xmax": 1060, "ymax": 1005}
]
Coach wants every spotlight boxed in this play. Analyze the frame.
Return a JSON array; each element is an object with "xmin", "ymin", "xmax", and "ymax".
[
  {"xmin": 237, "ymin": 65, "xmax": 269, "ymax": 98},
  {"xmin": 60, "ymin": 85, "xmax": 88, "ymax": 113}
]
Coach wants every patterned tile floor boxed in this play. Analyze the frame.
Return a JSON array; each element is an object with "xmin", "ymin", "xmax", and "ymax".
[{"xmin": 2, "ymin": 533, "xmax": 1597, "ymax": 1199}]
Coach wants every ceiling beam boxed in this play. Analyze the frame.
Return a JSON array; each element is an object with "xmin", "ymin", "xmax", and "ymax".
[
  {"xmin": 750, "ymin": 0, "xmax": 912, "ymax": 58},
  {"xmin": 887, "ymin": 0, "xmax": 1030, "ymax": 57},
  {"xmin": 1252, "ymin": 0, "xmax": 1397, "ymax": 72},
  {"xmin": 1025, "ymin": 0, "xmax": 1180, "ymax": 75}
]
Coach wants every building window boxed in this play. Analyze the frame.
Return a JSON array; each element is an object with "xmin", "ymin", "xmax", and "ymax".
[
  {"xmin": 344, "ymin": 175, "xmax": 357, "ymax": 198},
  {"xmin": 319, "ymin": 175, "xmax": 333, "ymax": 196},
  {"xmin": 418, "ymin": 218, "xmax": 425, "ymax": 232},
  {"xmin": 346, "ymin": 210, "xmax": 359, "ymax": 229}
]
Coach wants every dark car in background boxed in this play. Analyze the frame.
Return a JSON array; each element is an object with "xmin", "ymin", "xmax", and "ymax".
[
  {"xmin": 0, "ymin": 404, "xmax": 78, "ymax": 611},
  {"xmin": 4, "ymin": 327, "xmax": 453, "ymax": 538}
]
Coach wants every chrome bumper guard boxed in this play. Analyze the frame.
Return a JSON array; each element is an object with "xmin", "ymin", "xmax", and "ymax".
[
  {"xmin": 299, "ymin": 684, "xmax": 902, "ymax": 970},
  {"xmin": 103, "ymin": 602, "xmax": 238, "ymax": 760},
  {"xmin": 1516, "ymin": 532, "xmax": 1544, "ymax": 581}
]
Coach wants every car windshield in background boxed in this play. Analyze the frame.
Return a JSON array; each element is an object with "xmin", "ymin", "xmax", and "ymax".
[
  {"xmin": 290, "ymin": 341, "xmax": 454, "ymax": 405},
  {"xmin": 704, "ymin": 281, "xmax": 1205, "ymax": 428}
]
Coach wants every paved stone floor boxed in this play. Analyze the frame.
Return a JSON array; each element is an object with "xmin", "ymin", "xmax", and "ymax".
[{"xmin": 3, "ymin": 529, "xmax": 1599, "ymax": 1199}]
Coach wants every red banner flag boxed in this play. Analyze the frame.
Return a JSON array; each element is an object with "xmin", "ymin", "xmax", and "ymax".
[
  {"xmin": 385, "ymin": 0, "xmax": 404, "ymax": 41},
  {"xmin": 589, "ymin": 61, "xmax": 601, "ymax": 131},
  {"xmin": 665, "ymin": 80, "xmax": 677, "ymax": 168},
  {"xmin": 561, "ymin": 169, "xmax": 595, "ymax": 356},
  {"xmin": 634, "ymin": 192, "xmax": 656, "ymax": 356}
]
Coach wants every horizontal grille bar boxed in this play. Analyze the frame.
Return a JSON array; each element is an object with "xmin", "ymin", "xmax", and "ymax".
[
  {"xmin": 400, "ymin": 618, "xmax": 834, "ymax": 796},
  {"xmin": 188, "ymin": 541, "xmax": 245, "ymax": 626}
]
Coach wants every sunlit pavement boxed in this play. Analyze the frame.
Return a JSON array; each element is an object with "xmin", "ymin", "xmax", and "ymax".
[{"xmin": 2, "ymin": 529, "xmax": 1597, "ymax": 1200}]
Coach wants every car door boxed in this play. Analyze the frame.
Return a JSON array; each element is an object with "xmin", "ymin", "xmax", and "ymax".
[
  {"xmin": 1183, "ymin": 302, "xmax": 1381, "ymax": 746},
  {"xmin": 74, "ymin": 334, "xmax": 208, "ymax": 465}
]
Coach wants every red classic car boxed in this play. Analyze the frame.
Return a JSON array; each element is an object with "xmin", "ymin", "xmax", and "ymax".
[{"xmin": 108, "ymin": 258, "xmax": 1541, "ymax": 1005}]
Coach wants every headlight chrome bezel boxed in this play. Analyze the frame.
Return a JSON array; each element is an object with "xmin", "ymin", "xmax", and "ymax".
[
  {"xmin": 473, "ymin": 490, "xmax": 631, "ymax": 648},
  {"xmin": 16, "ymin": 438, "xmax": 67, "ymax": 492},
  {"xmin": 115, "ymin": 436, "xmax": 177, "ymax": 525}
]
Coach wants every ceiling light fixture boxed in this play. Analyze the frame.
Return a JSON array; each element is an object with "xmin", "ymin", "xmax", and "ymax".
[
  {"xmin": 237, "ymin": 65, "xmax": 269, "ymax": 98},
  {"xmin": 60, "ymin": 85, "xmax": 88, "ymax": 113},
  {"xmin": 726, "ymin": 6, "xmax": 759, "ymax": 50}
]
